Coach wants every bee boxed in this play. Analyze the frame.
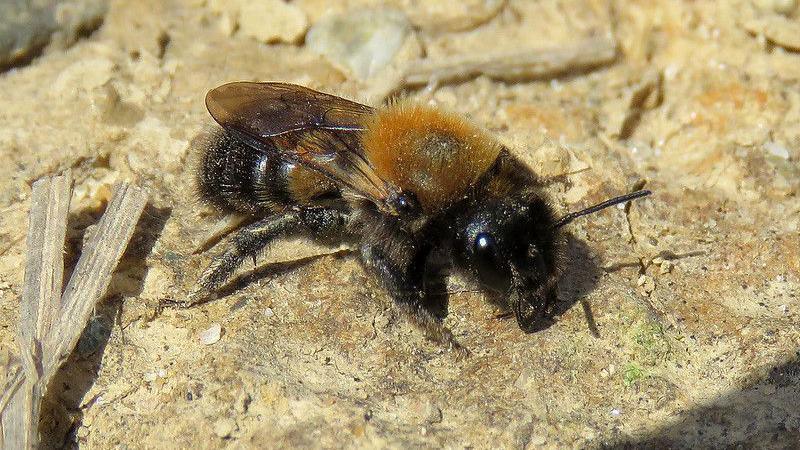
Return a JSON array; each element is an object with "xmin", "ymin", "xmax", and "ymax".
[{"xmin": 191, "ymin": 82, "xmax": 650, "ymax": 355}]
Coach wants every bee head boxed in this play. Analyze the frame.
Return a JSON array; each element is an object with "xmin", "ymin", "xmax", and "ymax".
[
  {"xmin": 454, "ymin": 188, "xmax": 652, "ymax": 332},
  {"xmin": 454, "ymin": 190, "xmax": 562, "ymax": 331}
]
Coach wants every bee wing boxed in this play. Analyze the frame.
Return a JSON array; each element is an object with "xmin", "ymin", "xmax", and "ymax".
[
  {"xmin": 206, "ymin": 82, "xmax": 374, "ymax": 137},
  {"xmin": 206, "ymin": 82, "xmax": 397, "ymax": 211}
]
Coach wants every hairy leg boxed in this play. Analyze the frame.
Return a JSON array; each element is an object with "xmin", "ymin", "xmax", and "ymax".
[
  {"xmin": 360, "ymin": 244, "xmax": 469, "ymax": 358},
  {"xmin": 188, "ymin": 208, "xmax": 347, "ymax": 304}
]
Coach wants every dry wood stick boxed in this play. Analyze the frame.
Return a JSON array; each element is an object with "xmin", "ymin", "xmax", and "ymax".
[
  {"xmin": 0, "ymin": 358, "xmax": 24, "ymax": 417},
  {"xmin": 1, "ymin": 177, "xmax": 147, "ymax": 449},
  {"xmin": 401, "ymin": 36, "xmax": 618, "ymax": 86},
  {"xmin": 3, "ymin": 171, "xmax": 73, "ymax": 449},
  {"xmin": 45, "ymin": 183, "xmax": 148, "ymax": 373}
]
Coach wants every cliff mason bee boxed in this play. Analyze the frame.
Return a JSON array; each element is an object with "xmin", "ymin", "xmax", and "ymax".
[{"xmin": 191, "ymin": 82, "xmax": 650, "ymax": 354}]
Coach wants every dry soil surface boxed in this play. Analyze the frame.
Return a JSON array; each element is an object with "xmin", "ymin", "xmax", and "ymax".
[{"xmin": 1, "ymin": 0, "xmax": 799, "ymax": 448}]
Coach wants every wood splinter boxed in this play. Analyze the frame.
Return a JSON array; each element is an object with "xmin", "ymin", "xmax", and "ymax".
[
  {"xmin": 367, "ymin": 36, "xmax": 619, "ymax": 100},
  {"xmin": 402, "ymin": 36, "xmax": 619, "ymax": 86},
  {"xmin": 0, "ymin": 171, "xmax": 148, "ymax": 449}
]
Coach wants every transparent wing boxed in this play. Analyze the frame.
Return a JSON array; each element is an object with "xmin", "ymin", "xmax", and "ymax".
[{"xmin": 206, "ymin": 82, "xmax": 398, "ymax": 212}]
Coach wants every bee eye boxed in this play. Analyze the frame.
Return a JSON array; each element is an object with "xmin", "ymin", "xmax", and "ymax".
[
  {"xmin": 473, "ymin": 232, "xmax": 511, "ymax": 293},
  {"xmin": 475, "ymin": 232, "xmax": 494, "ymax": 253}
]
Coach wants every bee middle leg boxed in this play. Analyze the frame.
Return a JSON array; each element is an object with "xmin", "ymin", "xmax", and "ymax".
[
  {"xmin": 188, "ymin": 208, "xmax": 347, "ymax": 304},
  {"xmin": 360, "ymin": 245, "xmax": 469, "ymax": 358}
]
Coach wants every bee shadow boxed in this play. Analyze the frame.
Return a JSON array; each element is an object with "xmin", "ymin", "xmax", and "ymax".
[
  {"xmin": 214, "ymin": 249, "xmax": 354, "ymax": 302},
  {"xmin": 623, "ymin": 355, "xmax": 800, "ymax": 447},
  {"xmin": 551, "ymin": 233, "xmax": 604, "ymax": 336}
]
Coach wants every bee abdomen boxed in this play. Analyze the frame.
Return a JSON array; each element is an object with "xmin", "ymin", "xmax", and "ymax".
[
  {"xmin": 196, "ymin": 130, "xmax": 294, "ymax": 214},
  {"xmin": 196, "ymin": 130, "xmax": 341, "ymax": 214}
]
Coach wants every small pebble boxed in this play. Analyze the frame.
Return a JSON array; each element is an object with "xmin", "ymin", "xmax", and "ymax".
[
  {"xmin": 764, "ymin": 141, "xmax": 790, "ymax": 160},
  {"xmin": 403, "ymin": 0, "xmax": 505, "ymax": 32},
  {"xmin": 213, "ymin": 417, "xmax": 237, "ymax": 439},
  {"xmin": 306, "ymin": 8, "xmax": 412, "ymax": 80},
  {"xmin": 144, "ymin": 369, "xmax": 167, "ymax": 383},
  {"xmin": 529, "ymin": 435, "xmax": 547, "ymax": 446},
  {"xmin": 199, "ymin": 323, "xmax": 222, "ymax": 345},
  {"xmin": 611, "ymin": 408, "xmax": 621, "ymax": 416},
  {"xmin": 264, "ymin": 307, "xmax": 274, "ymax": 317},
  {"xmin": 637, "ymin": 275, "xmax": 656, "ymax": 295},
  {"xmin": 235, "ymin": 391, "xmax": 252, "ymax": 414},
  {"xmin": 238, "ymin": 0, "xmax": 308, "ymax": 44},
  {"xmin": 76, "ymin": 425, "xmax": 90, "ymax": 439},
  {"xmin": 208, "ymin": 0, "xmax": 307, "ymax": 43}
]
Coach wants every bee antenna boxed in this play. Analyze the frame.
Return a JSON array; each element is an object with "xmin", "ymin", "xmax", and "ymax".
[{"xmin": 553, "ymin": 189, "xmax": 652, "ymax": 229}]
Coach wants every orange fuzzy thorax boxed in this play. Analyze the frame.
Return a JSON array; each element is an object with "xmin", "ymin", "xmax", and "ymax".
[{"xmin": 361, "ymin": 102, "xmax": 502, "ymax": 213}]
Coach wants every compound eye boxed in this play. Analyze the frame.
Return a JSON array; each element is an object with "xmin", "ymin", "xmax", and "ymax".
[
  {"xmin": 473, "ymin": 232, "xmax": 510, "ymax": 293},
  {"xmin": 475, "ymin": 232, "xmax": 494, "ymax": 254}
]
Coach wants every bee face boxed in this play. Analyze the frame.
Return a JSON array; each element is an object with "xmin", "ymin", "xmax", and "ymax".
[{"xmin": 454, "ymin": 192, "xmax": 562, "ymax": 329}]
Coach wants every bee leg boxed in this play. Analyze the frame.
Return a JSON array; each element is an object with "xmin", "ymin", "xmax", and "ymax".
[
  {"xmin": 360, "ymin": 245, "xmax": 470, "ymax": 358},
  {"xmin": 399, "ymin": 303, "xmax": 471, "ymax": 360},
  {"xmin": 188, "ymin": 208, "xmax": 347, "ymax": 304}
]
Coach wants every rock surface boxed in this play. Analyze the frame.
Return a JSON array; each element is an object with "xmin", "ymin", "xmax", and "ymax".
[
  {"xmin": 307, "ymin": 8, "xmax": 414, "ymax": 80},
  {"xmin": 0, "ymin": 0, "xmax": 799, "ymax": 448},
  {"xmin": 209, "ymin": 0, "xmax": 309, "ymax": 44},
  {"xmin": 0, "ymin": 0, "xmax": 107, "ymax": 69}
]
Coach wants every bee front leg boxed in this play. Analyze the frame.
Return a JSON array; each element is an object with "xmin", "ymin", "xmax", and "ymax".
[
  {"xmin": 360, "ymin": 245, "xmax": 470, "ymax": 358},
  {"xmin": 187, "ymin": 208, "xmax": 346, "ymax": 305}
]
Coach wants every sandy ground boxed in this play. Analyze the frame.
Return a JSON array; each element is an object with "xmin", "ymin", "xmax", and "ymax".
[{"xmin": 1, "ymin": 0, "xmax": 799, "ymax": 448}]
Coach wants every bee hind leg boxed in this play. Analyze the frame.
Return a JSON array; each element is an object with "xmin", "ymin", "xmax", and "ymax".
[
  {"xmin": 360, "ymin": 245, "xmax": 470, "ymax": 359},
  {"xmin": 398, "ymin": 303, "xmax": 471, "ymax": 359},
  {"xmin": 186, "ymin": 208, "xmax": 347, "ymax": 305}
]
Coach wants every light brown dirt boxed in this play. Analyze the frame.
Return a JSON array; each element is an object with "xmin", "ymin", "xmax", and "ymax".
[{"xmin": 0, "ymin": 0, "xmax": 799, "ymax": 448}]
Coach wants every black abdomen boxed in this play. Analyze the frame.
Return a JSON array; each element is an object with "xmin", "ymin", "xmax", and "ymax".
[{"xmin": 196, "ymin": 130, "xmax": 337, "ymax": 214}]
